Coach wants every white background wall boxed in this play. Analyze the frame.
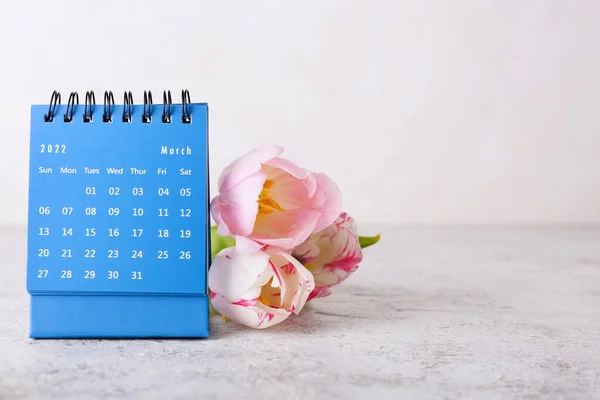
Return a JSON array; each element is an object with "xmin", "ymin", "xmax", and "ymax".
[{"xmin": 1, "ymin": 0, "xmax": 599, "ymax": 226}]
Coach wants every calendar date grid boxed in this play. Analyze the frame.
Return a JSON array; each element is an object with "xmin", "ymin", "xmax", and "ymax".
[{"xmin": 31, "ymin": 181, "xmax": 201, "ymax": 283}]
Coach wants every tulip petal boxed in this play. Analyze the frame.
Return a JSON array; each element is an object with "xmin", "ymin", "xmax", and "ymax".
[
  {"xmin": 310, "ymin": 173, "xmax": 343, "ymax": 232},
  {"xmin": 262, "ymin": 165, "xmax": 316, "ymax": 211},
  {"xmin": 263, "ymin": 157, "xmax": 310, "ymax": 180},
  {"xmin": 211, "ymin": 294, "xmax": 290, "ymax": 329},
  {"xmin": 208, "ymin": 247, "xmax": 271, "ymax": 302},
  {"xmin": 272, "ymin": 250, "xmax": 315, "ymax": 314},
  {"xmin": 218, "ymin": 144, "xmax": 283, "ymax": 192},
  {"xmin": 252, "ymin": 208, "xmax": 321, "ymax": 249},
  {"xmin": 213, "ymin": 169, "xmax": 266, "ymax": 237},
  {"xmin": 232, "ymin": 235, "xmax": 266, "ymax": 253},
  {"xmin": 292, "ymin": 239, "xmax": 320, "ymax": 265},
  {"xmin": 263, "ymin": 157, "xmax": 317, "ymax": 197},
  {"xmin": 209, "ymin": 196, "xmax": 231, "ymax": 236},
  {"xmin": 307, "ymin": 286, "xmax": 332, "ymax": 301}
]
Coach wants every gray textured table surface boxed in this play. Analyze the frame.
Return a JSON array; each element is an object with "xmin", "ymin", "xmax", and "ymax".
[{"xmin": 1, "ymin": 225, "xmax": 599, "ymax": 400}]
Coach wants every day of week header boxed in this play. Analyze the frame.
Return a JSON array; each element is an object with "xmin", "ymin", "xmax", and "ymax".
[{"xmin": 38, "ymin": 167, "xmax": 192, "ymax": 176}]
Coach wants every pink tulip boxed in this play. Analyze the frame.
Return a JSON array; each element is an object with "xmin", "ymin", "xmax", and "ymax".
[
  {"xmin": 292, "ymin": 212, "xmax": 363, "ymax": 301},
  {"xmin": 210, "ymin": 145, "xmax": 342, "ymax": 251},
  {"xmin": 209, "ymin": 246, "xmax": 314, "ymax": 329}
]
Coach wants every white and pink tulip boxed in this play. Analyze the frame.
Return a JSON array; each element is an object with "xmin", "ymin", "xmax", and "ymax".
[
  {"xmin": 208, "ymin": 246, "xmax": 315, "ymax": 329},
  {"xmin": 292, "ymin": 212, "xmax": 363, "ymax": 301}
]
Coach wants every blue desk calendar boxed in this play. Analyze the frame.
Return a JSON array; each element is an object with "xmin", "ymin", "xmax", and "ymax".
[{"xmin": 26, "ymin": 89, "xmax": 210, "ymax": 338}]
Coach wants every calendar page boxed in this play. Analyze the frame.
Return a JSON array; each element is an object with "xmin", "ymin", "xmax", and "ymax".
[{"xmin": 26, "ymin": 90, "xmax": 210, "ymax": 338}]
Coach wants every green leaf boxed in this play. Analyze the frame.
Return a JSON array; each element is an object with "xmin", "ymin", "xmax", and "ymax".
[
  {"xmin": 358, "ymin": 234, "xmax": 381, "ymax": 249},
  {"xmin": 211, "ymin": 225, "xmax": 235, "ymax": 260}
]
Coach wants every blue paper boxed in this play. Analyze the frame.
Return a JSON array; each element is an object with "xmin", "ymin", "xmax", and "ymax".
[{"xmin": 26, "ymin": 95, "xmax": 210, "ymax": 338}]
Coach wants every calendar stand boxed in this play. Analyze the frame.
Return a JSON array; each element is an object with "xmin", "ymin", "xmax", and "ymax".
[{"xmin": 26, "ymin": 90, "xmax": 210, "ymax": 338}]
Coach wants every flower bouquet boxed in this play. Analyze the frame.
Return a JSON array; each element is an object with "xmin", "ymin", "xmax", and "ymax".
[{"xmin": 208, "ymin": 145, "xmax": 380, "ymax": 329}]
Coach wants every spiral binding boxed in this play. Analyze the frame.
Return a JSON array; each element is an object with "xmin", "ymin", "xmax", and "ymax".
[{"xmin": 43, "ymin": 90, "xmax": 194, "ymax": 123}]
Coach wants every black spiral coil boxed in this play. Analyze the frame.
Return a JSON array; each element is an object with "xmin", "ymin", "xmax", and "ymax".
[
  {"xmin": 63, "ymin": 92, "xmax": 79, "ymax": 122},
  {"xmin": 44, "ymin": 91, "xmax": 61, "ymax": 122},
  {"xmin": 103, "ymin": 91, "xmax": 115, "ymax": 122},
  {"xmin": 142, "ymin": 90, "xmax": 153, "ymax": 123},
  {"xmin": 122, "ymin": 91, "xmax": 134, "ymax": 123},
  {"xmin": 182, "ymin": 89, "xmax": 192, "ymax": 123},
  {"xmin": 162, "ymin": 90, "xmax": 172, "ymax": 123},
  {"xmin": 43, "ymin": 90, "xmax": 194, "ymax": 123},
  {"xmin": 83, "ymin": 91, "xmax": 95, "ymax": 123}
]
